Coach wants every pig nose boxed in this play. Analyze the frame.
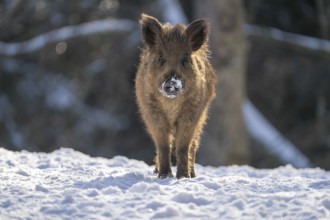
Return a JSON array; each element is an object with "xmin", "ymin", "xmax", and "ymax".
[{"xmin": 161, "ymin": 75, "xmax": 183, "ymax": 98}]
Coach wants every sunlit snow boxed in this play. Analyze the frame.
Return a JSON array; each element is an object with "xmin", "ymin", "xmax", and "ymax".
[{"xmin": 1, "ymin": 148, "xmax": 329, "ymax": 219}]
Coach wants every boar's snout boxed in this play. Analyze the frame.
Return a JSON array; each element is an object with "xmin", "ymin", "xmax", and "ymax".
[{"xmin": 161, "ymin": 75, "xmax": 183, "ymax": 99}]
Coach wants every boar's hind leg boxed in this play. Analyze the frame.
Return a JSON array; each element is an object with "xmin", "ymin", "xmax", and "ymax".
[
  {"xmin": 189, "ymin": 138, "xmax": 200, "ymax": 178},
  {"xmin": 153, "ymin": 155, "xmax": 159, "ymax": 174},
  {"xmin": 189, "ymin": 112, "xmax": 206, "ymax": 178}
]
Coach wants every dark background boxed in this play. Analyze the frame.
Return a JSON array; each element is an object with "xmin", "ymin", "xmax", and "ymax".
[{"xmin": 0, "ymin": 0, "xmax": 329, "ymax": 169}]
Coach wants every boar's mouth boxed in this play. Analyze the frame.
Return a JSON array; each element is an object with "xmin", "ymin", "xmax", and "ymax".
[{"xmin": 160, "ymin": 75, "xmax": 183, "ymax": 99}]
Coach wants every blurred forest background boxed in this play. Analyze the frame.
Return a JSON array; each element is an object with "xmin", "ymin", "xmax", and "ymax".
[{"xmin": 0, "ymin": 0, "xmax": 329, "ymax": 169}]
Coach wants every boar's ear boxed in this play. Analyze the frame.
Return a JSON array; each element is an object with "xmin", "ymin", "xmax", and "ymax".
[
  {"xmin": 140, "ymin": 14, "xmax": 162, "ymax": 47},
  {"xmin": 186, "ymin": 19, "xmax": 210, "ymax": 51}
]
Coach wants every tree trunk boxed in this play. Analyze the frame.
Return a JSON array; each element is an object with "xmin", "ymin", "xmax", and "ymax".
[
  {"xmin": 316, "ymin": 0, "xmax": 330, "ymax": 40},
  {"xmin": 195, "ymin": 0, "xmax": 249, "ymax": 165}
]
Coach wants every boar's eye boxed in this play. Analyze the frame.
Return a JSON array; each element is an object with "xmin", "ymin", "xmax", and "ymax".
[
  {"xmin": 158, "ymin": 53, "xmax": 166, "ymax": 66},
  {"xmin": 181, "ymin": 53, "xmax": 189, "ymax": 67}
]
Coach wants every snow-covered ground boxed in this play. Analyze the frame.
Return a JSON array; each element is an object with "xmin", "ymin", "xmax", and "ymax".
[{"xmin": 0, "ymin": 148, "xmax": 329, "ymax": 220}]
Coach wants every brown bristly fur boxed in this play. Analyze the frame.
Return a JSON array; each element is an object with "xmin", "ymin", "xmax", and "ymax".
[{"xmin": 135, "ymin": 14, "xmax": 216, "ymax": 178}]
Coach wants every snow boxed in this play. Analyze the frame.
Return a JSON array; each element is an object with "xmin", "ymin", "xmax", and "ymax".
[{"xmin": 1, "ymin": 148, "xmax": 329, "ymax": 220}]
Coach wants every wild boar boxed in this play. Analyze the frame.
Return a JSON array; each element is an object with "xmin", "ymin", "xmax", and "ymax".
[{"xmin": 135, "ymin": 14, "xmax": 216, "ymax": 178}]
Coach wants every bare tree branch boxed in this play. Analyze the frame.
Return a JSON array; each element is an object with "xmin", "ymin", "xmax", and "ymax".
[
  {"xmin": 0, "ymin": 18, "xmax": 137, "ymax": 56},
  {"xmin": 244, "ymin": 24, "xmax": 330, "ymax": 56},
  {"xmin": 243, "ymin": 100, "xmax": 312, "ymax": 168}
]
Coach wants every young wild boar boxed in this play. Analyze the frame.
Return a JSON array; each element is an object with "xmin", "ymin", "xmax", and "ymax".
[{"xmin": 135, "ymin": 14, "xmax": 216, "ymax": 178}]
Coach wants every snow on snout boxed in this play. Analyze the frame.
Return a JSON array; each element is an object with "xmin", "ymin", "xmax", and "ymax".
[
  {"xmin": 160, "ymin": 76, "xmax": 183, "ymax": 99},
  {"xmin": 169, "ymin": 76, "xmax": 183, "ymax": 91}
]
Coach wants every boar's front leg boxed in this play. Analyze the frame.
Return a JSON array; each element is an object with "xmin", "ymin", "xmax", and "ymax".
[
  {"xmin": 175, "ymin": 106, "xmax": 207, "ymax": 178},
  {"xmin": 154, "ymin": 131, "xmax": 173, "ymax": 179},
  {"xmin": 141, "ymin": 96, "xmax": 173, "ymax": 178},
  {"xmin": 175, "ymin": 124, "xmax": 194, "ymax": 178},
  {"xmin": 146, "ymin": 117, "xmax": 173, "ymax": 178},
  {"xmin": 174, "ymin": 119, "xmax": 200, "ymax": 178}
]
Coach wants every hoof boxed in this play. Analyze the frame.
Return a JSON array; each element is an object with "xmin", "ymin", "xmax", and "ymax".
[
  {"xmin": 176, "ymin": 171, "xmax": 190, "ymax": 179},
  {"xmin": 158, "ymin": 171, "xmax": 173, "ymax": 179}
]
